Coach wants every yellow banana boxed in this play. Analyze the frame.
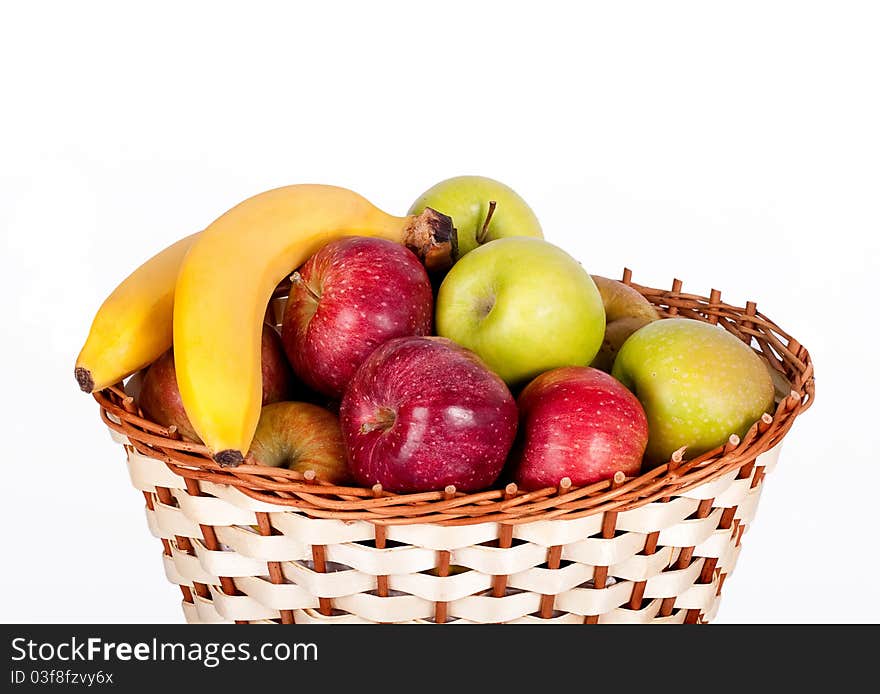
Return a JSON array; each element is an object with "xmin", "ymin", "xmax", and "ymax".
[
  {"xmin": 75, "ymin": 232, "xmax": 200, "ymax": 393},
  {"xmin": 173, "ymin": 184, "xmax": 454, "ymax": 466}
]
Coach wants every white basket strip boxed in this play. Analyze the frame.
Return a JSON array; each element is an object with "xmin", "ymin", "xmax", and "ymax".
[
  {"xmin": 562, "ymin": 531, "xmax": 646, "ymax": 566},
  {"xmin": 450, "ymin": 590, "xmax": 542, "ymax": 623},
  {"xmin": 692, "ymin": 527, "xmax": 737, "ymax": 560},
  {"xmin": 598, "ymin": 598, "xmax": 663, "ymax": 624},
  {"xmin": 712, "ymin": 477, "xmax": 754, "ymax": 508},
  {"xmin": 152, "ymin": 501, "xmax": 203, "ymax": 539},
  {"xmin": 181, "ymin": 600, "xmax": 201, "ymax": 624},
  {"xmin": 269, "ymin": 512, "xmax": 375, "ymax": 546},
  {"xmin": 657, "ymin": 508, "xmax": 724, "ymax": 548},
  {"xmin": 161, "ymin": 552, "xmax": 189, "ymax": 588},
  {"xmin": 755, "ymin": 441, "xmax": 782, "ymax": 472},
  {"xmin": 281, "ymin": 561, "xmax": 375, "ymax": 598},
  {"xmin": 167, "ymin": 543, "xmax": 220, "ymax": 585},
  {"xmin": 507, "ymin": 563, "xmax": 594, "ymax": 595},
  {"xmin": 183, "ymin": 593, "xmax": 232, "ymax": 624},
  {"xmin": 233, "ymin": 576, "xmax": 320, "ymax": 611},
  {"xmin": 173, "ymin": 491, "xmax": 257, "ymax": 527},
  {"xmin": 106, "ymin": 421, "xmax": 130, "ymax": 446},
  {"xmin": 325, "ymin": 543, "xmax": 437, "ymax": 576},
  {"xmin": 191, "ymin": 539, "xmax": 268, "ymax": 578},
  {"xmin": 509, "ymin": 613, "xmax": 586, "ymax": 624},
  {"xmin": 610, "ymin": 546, "xmax": 677, "ymax": 582},
  {"xmin": 386, "ymin": 522, "xmax": 500, "ymax": 551},
  {"xmin": 676, "ymin": 469, "xmax": 739, "ymax": 501},
  {"xmin": 294, "ymin": 609, "xmax": 376, "ymax": 624},
  {"xmin": 733, "ymin": 487, "xmax": 762, "ymax": 524},
  {"xmin": 512, "ymin": 516, "xmax": 603, "ymax": 547},
  {"xmin": 642, "ymin": 558, "xmax": 705, "ymax": 599},
  {"xmin": 716, "ymin": 542, "xmax": 742, "ymax": 576},
  {"xmin": 199, "ymin": 481, "xmax": 298, "ymax": 514},
  {"xmin": 144, "ymin": 506, "xmax": 162, "ymax": 539},
  {"xmin": 213, "ymin": 526, "xmax": 311, "ymax": 562},
  {"xmin": 673, "ymin": 578, "xmax": 721, "ymax": 611},
  {"xmin": 553, "ymin": 580, "xmax": 634, "ymax": 616},
  {"xmin": 388, "ymin": 571, "xmax": 493, "ymax": 602},
  {"xmin": 615, "ymin": 496, "xmax": 700, "ymax": 533},
  {"xmin": 702, "ymin": 596, "xmax": 721, "ymax": 623},
  {"xmin": 451, "ymin": 542, "xmax": 548, "ymax": 575},
  {"xmin": 208, "ymin": 585, "xmax": 280, "ymax": 622},
  {"xmin": 650, "ymin": 611, "xmax": 688, "ymax": 624},
  {"xmin": 333, "ymin": 592, "xmax": 434, "ymax": 622},
  {"xmin": 127, "ymin": 450, "xmax": 186, "ymax": 492}
]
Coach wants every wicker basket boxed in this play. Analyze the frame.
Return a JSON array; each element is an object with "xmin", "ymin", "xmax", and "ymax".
[{"xmin": 94, "ymin": 270, "xmax": 814, "ymax": 624}]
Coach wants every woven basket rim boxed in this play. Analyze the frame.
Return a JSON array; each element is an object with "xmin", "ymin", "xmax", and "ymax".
[{"xmin": 96, "ymin": 270, "xmax": 815, "ymax": 526}]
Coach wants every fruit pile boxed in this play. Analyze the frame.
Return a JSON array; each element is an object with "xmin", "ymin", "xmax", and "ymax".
[{"xmin": 76, "ymin": 177, "xmax": 776, "ymax": 495}]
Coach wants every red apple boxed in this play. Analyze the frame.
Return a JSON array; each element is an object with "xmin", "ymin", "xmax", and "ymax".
[
  {"xmin": 281, "ymin": 237, "xmax": 433, "ymax": 399},
  {"xmin": 247, "ymin": 401, "xmax": 350, "ymax": 484},
  {"xmin": 511, "ymin": 366, "xmax": 648, "ymax": 490},
  {"xmin": 259, "ymin": 325, "xmax": 296, "ymax": 405},
  {"xmin": 339, "ymin": 336, "xmax": 517, "ymax": 493},
  {"xmin": 139, "ymin": 324, "xmax": 294, "ymax": 441}
]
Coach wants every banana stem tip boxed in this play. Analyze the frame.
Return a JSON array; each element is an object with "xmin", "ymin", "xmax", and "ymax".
[
  {"xmin": 215, "ymin": 450, "xmax": 245, "ymax": 468},
  {"xmin": 75, "ymin": 367, "xmax": 94, "ymax": 393}
]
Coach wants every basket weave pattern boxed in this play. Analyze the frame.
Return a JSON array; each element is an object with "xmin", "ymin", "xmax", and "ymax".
[{"xmin": 96, "ymin": 272, "xmax": 814, "ymax": 624}]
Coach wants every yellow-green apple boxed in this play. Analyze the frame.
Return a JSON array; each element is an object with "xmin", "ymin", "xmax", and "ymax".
[
  {"xmin": 435, "ymin": 237, "xmax": 606, "ymax": 386},
  {"xmin": 590, "ymin": 275, "xmax": 659, "ymax": 372},
  {"xmin": 247, "ymin": 401, "xmax": 350, "ymax": 483},
  {"xmin": 612, "ymin": 318, "xmax": 774, "ymax": 465},
  {"xmin": 511, "ymin": 367, "xmax": 648, "ymax": 490},
  {"xmin": 408, "ymin": 175, "xmax": 543, "ymax": 259},
  {"xmin": 281, "ymin": 237, "xmax": 433, "ymax": 400},
  {"xmin": 339, "ymin": 336, "xmax": 517, "ymax": 493},
  {"xmin": 138, "ymin": 324, "xmax": 293, "ymax": 442}
]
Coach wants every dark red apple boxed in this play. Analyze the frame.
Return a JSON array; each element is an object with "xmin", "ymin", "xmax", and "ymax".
[
  {"xmin": 281, "ymin": 237, "xmax": 433, "ymax": 400},
  {"xmin": 139, "ymin": 324, "xmax": 294, "ymax": 441},
  {"xmin": 339, "ymin": 336, "xmax": 517, "ymax": 493},
  {"xmin": 511, "ymin": 366, "xmax": 648, "ymax": 490}
]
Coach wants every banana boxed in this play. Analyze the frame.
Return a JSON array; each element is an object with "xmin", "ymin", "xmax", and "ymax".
[
  {"xmin": 75, "ymin": 232, "xmax": 200, "ymax": 393},
  {"xmin": 173, "ymin": 184, "xmax": 454, "ymax": 466}
]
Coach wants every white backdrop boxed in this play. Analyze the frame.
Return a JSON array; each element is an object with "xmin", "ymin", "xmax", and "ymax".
[{"xmin": 2, "ymin": 1, "xmax": 877, "ymax": 623}]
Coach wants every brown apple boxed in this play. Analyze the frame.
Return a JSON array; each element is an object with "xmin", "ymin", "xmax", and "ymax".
[
  {"xmin": 247, "ymin": 401, "xmax": 350, "ymax": 483},
  {"xmin": 138, "ymin": 324, "xmax": 293, "ymax": 442},
  {"xmin": 590, "ymin": 275, "xmax": 660, "ymax": 372}
]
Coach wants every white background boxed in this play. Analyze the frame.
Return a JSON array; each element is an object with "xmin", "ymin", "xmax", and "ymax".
[{"xmin": 1, "ymin": 1, "xmax": 878, "ymax": 624}]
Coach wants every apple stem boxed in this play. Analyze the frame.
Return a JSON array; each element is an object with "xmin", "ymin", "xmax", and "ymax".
[
  {"xmin": 360, "ymin": 407, "xmax": 397, "ymax": 434},
  {"xmin": 476, "ymin": 200, "xmax": 497, "ymax": 245},
  {"xmin": 290, "ymin": 271, "xmax": 320, "ymax": 302}
]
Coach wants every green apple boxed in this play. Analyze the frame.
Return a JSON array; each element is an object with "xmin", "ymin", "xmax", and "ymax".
[
  {"xmin": 408, "ymin": 175, "xmax": 543, "ymax": 259},
  {"xmin": 590, "ymin": 275, "xmax": 660, "ymax": 372},
  {"xmin": 611, "ymin": 318, "xmax": 775, "ymax": 465},
  {"xmin": 435, "ymin": 237, "xmax": 605, "ymax": 385}
]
